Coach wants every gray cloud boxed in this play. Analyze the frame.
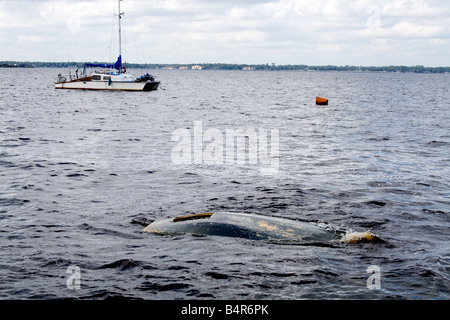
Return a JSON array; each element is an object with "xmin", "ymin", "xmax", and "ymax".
[{"xmin": 1, "ymin": 0, "xmax": 449, "ymax": 66}]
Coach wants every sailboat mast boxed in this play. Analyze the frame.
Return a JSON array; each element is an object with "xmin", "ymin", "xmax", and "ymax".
[
  {"xmin": 118, "ymin": 0, "xmax": 122, "ymax": 63},
  {"xmin": 117, "ymin": 0, "xmax": 125, "ymax": 72}
]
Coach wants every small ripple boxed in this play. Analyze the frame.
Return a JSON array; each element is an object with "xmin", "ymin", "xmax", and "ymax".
[
  {"xmin": 205, "ymin": 271, "xmax": 229, "ymax": 279},
  {"xmin": 78, "ymin": 223, "xmax": 140, "ymax": 239},
  {"xmin": 365, "ymin": 200, "xmax": 387, "ymax": 207},
  {"xmin": 137, "ymin": 282, "xmax": 192, "ymax": 292},
  {"xmin": 0, "ymin": 198, "xmax": 30, "ymax": 206},
  {"xmin": 66, "ymin": 173, "xmax": 88, "ymax": 178},
  {"xmin": 426, "ymin": 140, "xmax": 448, "ymax": 147},
  {"xmin": 0, "ymin": 160, "xmax": 16, "ymax": 167},
  {"xmin": 97, "ymin": 259, "xmax": 144, "ymax": 271}
]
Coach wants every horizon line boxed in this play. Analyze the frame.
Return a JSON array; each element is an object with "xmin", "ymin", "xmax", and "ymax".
[{"xmin": 1, "ymin": 61, "xmax": 449, "ymax": 68}]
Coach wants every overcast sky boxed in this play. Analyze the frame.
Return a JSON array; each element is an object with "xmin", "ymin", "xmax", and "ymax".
[{"xmin": 1, "ymin": 0, "xmax": 449, "ymax": 66}]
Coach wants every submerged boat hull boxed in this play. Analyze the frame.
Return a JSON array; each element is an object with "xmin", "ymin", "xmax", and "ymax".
[
  {"xmin": 143, "ymin": 212, "xmax": 338, "ymax": 242},
  {"xmin": 55, "ymin": 80, "xmax": 159, "ymax": 91}
]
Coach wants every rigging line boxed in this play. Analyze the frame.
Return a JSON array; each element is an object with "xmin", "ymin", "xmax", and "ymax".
[
  {"xmin": 108, "ymin": 1, "xmax": 117, "ymax": 64},
  {"xmin": 127, "ymin": 4, "xmax": 143, "ymax": 65},
  {"xmin": 82, "ymin": 10, "xmax": 98, "ymax": 62},
  {"xmin": 64, "ymin": 7, "xmax": 89, "ymax": 63},
  {"xmin": 64, "ymin": 52, "xmax": 79, "ymax": 77}
]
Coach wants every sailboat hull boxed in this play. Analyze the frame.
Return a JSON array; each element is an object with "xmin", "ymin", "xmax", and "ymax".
[
  {"xmin": 143, "ymin": 81, "xmax": 160, "ymax": 91},
  {"xmin": 55, "ymin": 80, "xmax": 159, "ymax": 91},
  {"xmin": 55, "ymin": 1, "xmax": 160, "ymax": 92}
]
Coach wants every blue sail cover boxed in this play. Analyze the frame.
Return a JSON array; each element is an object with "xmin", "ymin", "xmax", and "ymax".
[{"xmin": 85, "ymin": 55, "xmax": 122, "ymax": 70}]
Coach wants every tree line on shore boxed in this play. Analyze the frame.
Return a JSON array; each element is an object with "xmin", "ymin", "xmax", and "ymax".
[{"xmin": 1, "ymin": 61, "xmax": 449, "ymax": 73}]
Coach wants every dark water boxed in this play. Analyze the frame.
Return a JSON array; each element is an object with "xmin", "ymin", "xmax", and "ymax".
[{"xmin": 0, "ymin": 68, "xmax": 449, "ymax": 300}]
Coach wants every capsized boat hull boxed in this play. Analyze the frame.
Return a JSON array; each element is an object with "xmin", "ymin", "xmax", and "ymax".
[{"xmin": 143, "ymin": 212, "xmax": 339, "ymax": 242}]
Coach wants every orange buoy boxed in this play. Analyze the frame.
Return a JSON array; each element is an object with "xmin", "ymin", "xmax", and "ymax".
[{"xmin": 316, "ymin": 96, "xmax": 328, "ymax": 105}]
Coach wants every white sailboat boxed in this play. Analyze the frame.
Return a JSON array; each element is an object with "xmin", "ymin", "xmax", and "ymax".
[{"xmin": 55, "ymin": 0, "xmax": 159, "ymax": 91}]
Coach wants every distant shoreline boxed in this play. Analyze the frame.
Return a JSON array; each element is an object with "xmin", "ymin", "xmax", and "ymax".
[{"xmin": 1, "ymin": 61, "xmax": 449, "ymax": 73}]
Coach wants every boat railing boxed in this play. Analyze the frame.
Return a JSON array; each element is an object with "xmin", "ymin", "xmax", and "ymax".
[{"xmin": 95, "ymin": 69, "xmax": 120, "ymax": 75}]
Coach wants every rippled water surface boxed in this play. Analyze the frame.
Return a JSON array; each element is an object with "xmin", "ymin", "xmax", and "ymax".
[{"xmin": 0, "ymin": 68, "xmax": 449, "ymax": 299}]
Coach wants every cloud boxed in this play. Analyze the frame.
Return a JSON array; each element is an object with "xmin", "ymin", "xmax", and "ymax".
[{"xmin": 1, "ymin": 0, "xmax": 449, "ymax": 66}]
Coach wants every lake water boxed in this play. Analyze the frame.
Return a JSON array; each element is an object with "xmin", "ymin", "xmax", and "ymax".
[{"xmin": 0, "ymin": 68, "xmax": 449, "ymax": 300}]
